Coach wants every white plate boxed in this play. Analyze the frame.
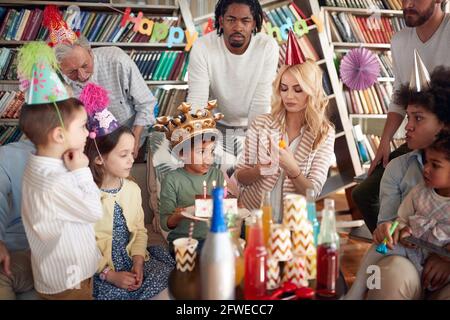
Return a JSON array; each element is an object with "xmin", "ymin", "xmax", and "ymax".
[{"xmin": 181, "ymin": 206, "xmax": 251, "ymax": 222}]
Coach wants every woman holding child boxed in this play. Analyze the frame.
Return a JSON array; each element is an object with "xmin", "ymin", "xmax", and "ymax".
[{"xmin": 235, "ymin": 31, "xmax": 335, "ymax": 221}]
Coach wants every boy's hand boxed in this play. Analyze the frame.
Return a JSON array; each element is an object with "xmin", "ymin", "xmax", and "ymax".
[
  {"xmin": 63, "ymin": 149, "xmax": 89, "ymax": 171},
  {"xmin": 167, "ymin": 208, "xmax": 186, "ymax": 229},
  {"xmin": 129, "ymin": 256, "xmax": 144, "ymax": 291},
  {"xmin": 399, "ymin": 227, "xmax": 416, "ymax": 248},
  {"xmin": 373, "ymin": 222, "xmax": 399, "ymax": 250},
  {"xmin": 0, "ymin": 241, "xmax": 11, "ymax": 277},
  {"xmin": 107, "ymin": 270, "xmax": 137, "ymax": 290}
]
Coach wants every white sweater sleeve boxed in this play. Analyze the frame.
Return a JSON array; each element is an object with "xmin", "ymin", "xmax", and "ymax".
[
  {"xmin": 247, "ymin": 39, "xmax": 279, "ymax": 126},
  {"xmin": 187, "ymin": 40, "xmax": 210, "ymax": 111}
]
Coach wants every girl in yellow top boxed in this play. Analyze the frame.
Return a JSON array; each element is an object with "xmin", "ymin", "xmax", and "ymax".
[{"xmin": 84, "ymin": 98, "xmax": 174, "ymax": 299}]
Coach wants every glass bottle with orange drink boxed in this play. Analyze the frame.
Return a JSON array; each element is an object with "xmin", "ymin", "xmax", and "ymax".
[
  {"xmin": 244, "ymin": 209, "xmax": 267, "ymax": 300},
  {"xmin": 229, "ymin": 225, "xmax": 245, "ymax": 287},
  {"xmin": 261, "ymin": 191, "xmax": 273, "ymax": 246}
]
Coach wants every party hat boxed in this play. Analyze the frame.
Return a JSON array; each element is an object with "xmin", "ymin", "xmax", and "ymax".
[
  {"xmin": 43, "ymin": 5, "xmax": 79, "ymax": 47},
  {"xmin": 78, "ymin": 82, "xmax": 120, "ymax": 138},
  {"xmin": 17, "ymin": 41, "xmax": 69, "ymax": 105},
  {"xmin": 285, "ymin": 30, "xmax": 306, "ymax": 66},
  {"xmin": 409, "ymin": 49, "xmax": 430, "ymax": 92}
]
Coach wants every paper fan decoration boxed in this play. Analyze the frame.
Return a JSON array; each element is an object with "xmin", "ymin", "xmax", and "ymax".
[{"xmin": 339, "ymin": 48, "xmax": 380, "ymax": 90}]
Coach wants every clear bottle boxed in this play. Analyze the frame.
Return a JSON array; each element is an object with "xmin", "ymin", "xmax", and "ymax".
[
  {"xmin": 316, "ymin": 198, "xmax": 340, "ymax": 298},
  {"xmin": 306, "ymin": 188, "xmax": 320, "ymax": 247},
  {"xmin": 261, "ymin": 191, "xmax": 273, "ymax": 246},
  {"xmin": 200, "ymin": 188, "xmax": 235, "ymax": 300},
  {"xmin": 244, "ymin": 209, "xmax": 267, "ymax": 300},
  {"xmin": 230, "ymin": 229, "xmax": 245, "ymax": 287}
]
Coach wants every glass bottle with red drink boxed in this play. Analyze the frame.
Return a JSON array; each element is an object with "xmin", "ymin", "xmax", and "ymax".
[
  {"xmin": 244, "ymin": 209, "xmax": 267, "ymax": 300},
  {"xmin": 316, "ymin": 198, "xmax": 340, "ymax": 298}
]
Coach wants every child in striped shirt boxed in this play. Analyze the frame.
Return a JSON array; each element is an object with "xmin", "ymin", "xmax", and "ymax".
[{"xmin": 18, "ymin": 43, "xmax": 103, "ymax": 299}]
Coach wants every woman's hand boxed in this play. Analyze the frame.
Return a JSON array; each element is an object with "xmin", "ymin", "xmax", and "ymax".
[
  {"xmin": 129, "ymin": 255, "xmax": 145, "ymax": 291},
  {"xmin": 422, "ymin": 254, "xmax": 450, "ymax": 289},
  {"xmin": 107, "ymin": 270, "xmax": 137, "ymax": 290},
  {"xmin": 372, "ymin": 222, "xmax": 399, "ymax": 249},
  {"xmin": 269, "ymin": 136, "xmax": 299, "ymax": 178}
]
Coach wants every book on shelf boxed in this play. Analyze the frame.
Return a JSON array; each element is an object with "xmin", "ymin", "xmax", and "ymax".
[
  {"xmin": 0, "ymin": 125, "xmax": 23, "ymax": 146},
  {"xmin": 151, "ymin": 87, "xmax": 188, "ymax": 117},
  {"xmin": 326, "ymin": 10, "xmax": 404, "ymax": 44},
  {"xmin": 319, "ymin": 0, "xmax": 402, "ymax": 10},
  {"xmin": 0, "ymin": 6, "xmax": 181, "ymax": 44},
  {"xmin": 344, "ymin": 82, "xmax": 393, "ymax": 114},
  {"xmin": 0, "ymin": 91, "xmax": 24, "ymax": 119}
]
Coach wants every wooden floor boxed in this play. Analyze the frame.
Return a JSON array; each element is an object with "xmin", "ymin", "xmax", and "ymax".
[{"xmin": 146, "ymin": 189, "xmax": 371, "ymax": 288}]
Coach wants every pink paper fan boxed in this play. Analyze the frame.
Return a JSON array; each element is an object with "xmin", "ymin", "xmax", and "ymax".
[{"xmin": 339, "ymin": 48, "xmax": 380, "ymax": 90}]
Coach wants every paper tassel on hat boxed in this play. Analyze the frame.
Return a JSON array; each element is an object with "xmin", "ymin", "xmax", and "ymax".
[
  {"xmin": 283, "ymin": 194, "xmax": 307, "ymax": 231},
  {"xmin": 266, "ymin": 255, "xmax": 281, "ymax": 290},
  {"xmin": 282, "ymin": 254, "xmax": 308, "ymax": 288},
  {"xmin": 285, "ymin": 30, "xmax": 306, "ymax": 66},
  {"xmin": 269, "ymin": 224, "xmax": 293, "ymax": 262},
  {"xmin": 409, "ymin": 49, "xmax": 430, "ymax": 92}
]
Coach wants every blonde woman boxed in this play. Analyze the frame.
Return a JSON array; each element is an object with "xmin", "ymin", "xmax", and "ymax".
[{"xmin": 235, "ymin": 59, "xmax": 335, "ymax": 220}]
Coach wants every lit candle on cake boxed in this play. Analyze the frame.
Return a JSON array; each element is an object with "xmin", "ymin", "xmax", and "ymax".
[
  {"xmin": 212, "ymin": 180, "xmax": 216, "ymax": 189},
  {"xmin": 223, "ymin": 180, "xmax": 228, "ymax": 199},
  {"xmin": 203, "ymin": 180, "xmax": 207, "ymax": 199}
]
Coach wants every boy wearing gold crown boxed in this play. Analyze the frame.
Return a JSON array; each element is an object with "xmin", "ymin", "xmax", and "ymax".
[
  {"xmin": 17, "ymin": 42, "xmax": 103, "ymax": 299},
  {"xmin": 155, "ymin": 102, "xmax": 225, "ymax": 252}
]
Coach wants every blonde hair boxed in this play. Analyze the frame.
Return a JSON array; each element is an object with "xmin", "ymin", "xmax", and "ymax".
[{"xmin": 271, "ymin": 59, "xmax": 333, "ymax": 150}]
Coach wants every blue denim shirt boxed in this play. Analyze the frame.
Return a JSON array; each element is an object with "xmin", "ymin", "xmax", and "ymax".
[
  {"xmin": 378, "ymin": 150, "xmax": 424, "ymax": 225},
  {"xmin": 0, "ymin": 140, "xmax": 35, "ymax": 251}
]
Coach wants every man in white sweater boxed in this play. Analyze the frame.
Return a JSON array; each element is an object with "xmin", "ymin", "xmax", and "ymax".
[
  {"xmin": 352, "ymin": 0, "xmax": 450, "ymax": 233},
  {"xmin": 187, "ymin": 0, "xmax": 279, "ymax": 161}
]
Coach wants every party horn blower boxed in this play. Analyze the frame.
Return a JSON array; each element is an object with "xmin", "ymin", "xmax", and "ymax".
[{"xmin": 376, "ymin": 221, "xmax": 399, "ymax": 254}]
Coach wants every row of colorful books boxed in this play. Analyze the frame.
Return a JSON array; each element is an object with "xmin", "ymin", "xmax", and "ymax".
[
  {"xmin": 151, "ymin": 87, "xmax": 188, "ymax": 118},
  {"xmin": 0, "ymin": 48, "xmax": 17, "ymax": 80},
  {"xmin": 129, "ymin": 50, "xmax": 189, "ymax": 82},
  {"xmin": 262, "ymin": 2, "xmax": 310, "ymax": 30},
  {"xmin": 0, "ymin": 91, "xmax": 24, "ymax": 119},
  {"xmin": 344, "ymin": 82, "xmax": 393, "ymax": 115},
  {"xmin": 113, "ymin": 0, "xmax": 176, "ymax": 4},
  {"xmin": 320, "ymin": 0, "xmax": 403, "ymax": 10},
  {"xmin": 327, "ymin": 11, "xmax": 405, "ymax": 43},
  {"xmin": 0, "ymin": 125, "xmax": 23, "ymax": 146},
  {"xmin": 0, "ymin": 6, "xmax": 180, "ymax": 43},
  {"xmin": 357, "ymin": 132, "xmax": 405, "ymax": 165}
]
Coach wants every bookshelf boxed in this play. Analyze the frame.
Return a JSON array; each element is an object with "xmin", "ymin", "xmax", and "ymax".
[
  {"xmin": 315, "ymin": 1, "xmax": 408, "ymax": 170},
  {"xmin": 0, "ymin": 0, "xmax": 192, "ymax": 143}
]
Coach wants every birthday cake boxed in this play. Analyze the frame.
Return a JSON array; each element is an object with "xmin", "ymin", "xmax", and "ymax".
[{"xmin": 194, "ymin": 195, "xmax": 238, "ymax": 218}]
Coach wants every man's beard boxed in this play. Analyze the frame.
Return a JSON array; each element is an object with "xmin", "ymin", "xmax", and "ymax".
[
  {"xmin": 403, "ymin": 1, "xmax": 435, "ymax": 27},
  {"xmin": 228, "ymin": 32, "xmax": 245, "ymax": 48}
]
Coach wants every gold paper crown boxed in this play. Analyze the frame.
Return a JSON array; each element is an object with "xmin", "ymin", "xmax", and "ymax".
[{"xmin": 153, "ymin": 100, "xmax": 224, "ymax": 153}]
